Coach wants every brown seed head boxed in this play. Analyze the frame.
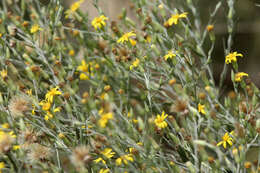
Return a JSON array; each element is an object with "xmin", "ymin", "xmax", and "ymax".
[{"xmin": 8, "ymin": 95, "xmax": 31, "ymax": 118}]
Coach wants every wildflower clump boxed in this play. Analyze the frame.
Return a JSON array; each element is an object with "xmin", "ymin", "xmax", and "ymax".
[{"xmin": 0, "ymin": 0, "xmax": 258, "ymax": 172}]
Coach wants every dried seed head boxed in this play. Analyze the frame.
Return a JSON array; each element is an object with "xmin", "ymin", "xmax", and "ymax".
[
  {"xmin": 0, "ymin": 133, "xmax": 15, "ymax": 154},
  {"xmin": 70, "ymin": 145, "xmax": 92, "ymax": 167},
  {"xmin": 171, "ymin": 99, "xmax": 187, "ymax": 113},
  {"xmin": 198, "ymin": 92, "xmax": 206, "ymax": 100},
  {"xmin": 28, "ymin": 143, "xmax": 52, "ymax": 162},
  {"xmin": 228, "ymin": 91, "xmax": 236, "ymax": 99},
  {"xmin": 20, "ymin": 129, "xmax": 37, "ymax": 146},
  {"xmin": 8, "ymin": 95, "xmax": 32, "ymax": 118},
  {"xmin": 244, "ymin": 161, "xmax": 252, "ymax": 169}
]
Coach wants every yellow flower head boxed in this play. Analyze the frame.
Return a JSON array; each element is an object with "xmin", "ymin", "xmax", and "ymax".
[
  {"xmin": 0, "ymin": 69, "xmax": 7, "ymax": 80},
  {"xmin": 39, "ymin": 100, "xmax": 51, "ymax": 111},
  {"xmin": 79, "ymin": 73, "xmax": 89, "ymax": 80},
  {"xmin": 91, "ymin": 15, "xmax": 108, "ymax": 30},
  {"xmin": 101, "ymin": 148, "xmax": 115, "ymax": 159},
  {"xmin": 99, "ymin": 168, "xmax": 109, "ymax": 173},
  {"xmin": 45, "ymin": 86, "xmax": 62, "ymax": 103},
  {"xmin": 225, "ymin": 52, "xmax": 243, "ymax": 64},
  {"xmin": 164, "ymin": 51, "xmax": 176, "ymax": 60},
  {"xmin": 30, "ymin": 24, "xmax": 42, "ymax": 34},
  {"xmin": 98, "ymin": 112, "xmax": 114, "ymax": 128},
  {"xmin": 94, "ymin": 157, "xmax": 106, "ymax": 164},
  {"xmin": 117, "ymin": 31, "xmax": 136, "ymax": 44},
  {"xmin": 130, "ymin": 58, "xmax": 140, "ymax": 70},
  {"xmin": 116, "ymin": 154, "xmax": 134, "ymax": 166},
  {"xmin": 217, "ymin": 131, "xmax": 234, "ymax": 149},
  {"xmin": 165, "ymin": 12, "xmax": 188, "ymax": 26},
  {"xmin": 0, "ymin": 162, "xmax": 4, "ymax": 169},
  {"xmin": 235, "ymin": 72, "xmax": 248, "ymax": 82},
  {"xmin": 198, "ymin": 103, "xmax": 206, "ymax": 115},
  {"xmin": 65, "ymin": 0, "xmax": 84, "ymax": 18},
  {"xmin": 77, "ymin": 60, "xmax": 88, "ymax": 72},
  {"xmin": 154, "ymin": 111, "xmax": 168, "ymax": 129}
]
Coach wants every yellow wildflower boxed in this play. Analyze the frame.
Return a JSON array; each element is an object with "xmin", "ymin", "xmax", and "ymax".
[
  {"xmin": 98, "ymin": 112, "xmax": 114, "ymax": 128},
  {"xmin": 207, "ymin": 25, "xmax": 214, "ymax": 32},
  {"xmin": 235, "ymin": 72, "xmax": 248, "ymax": 82},
  {"xmin": 79, "ymin": 73, "xmax": 89, "ymax": 80},
  {"xmin": 0, "ymin": 162, "xmax": 4, "ymax": 172},
  {"xmin": 164, "ymin": 51, "xmax": 176, "ymax": 60},
  {"xmin": 91, "ymin": 15, "xmax": 108, "ymax": 30},
  {"xmin": 53, "ymin": 107, "xmax": 61, "ymax": 112},
  {"xmin": 30, "ymin": 24, "xmax": 42, "ymax": 34},
  {"xmin": 99, "ymin": 169, "xmax": 109, "ymax": 173},
  {"xmin": 65, "ymin": 0, "xmax": 84, "ymax": 19},
  {"xmin": 45, "ymin": 86, "xmax": 62, "ymax": 103},
  {"xmin": 69, "ymin": 50, "xmax": 75, "ymax": 56},
  {"xmin": 94, "ymin": 157, "xmax": 106, "ymax": 164},
  {"xmin": 217, "ymin": 131, "xmax": 234, "ymax": 149},
  {"xmin": 165, "ymin": 12, "xmax": 188, "ymax": 26},
  {"xmin": 116, "ymin": 154, "xmax": 134, "ymax": 166},
  {"xmin": 44, "ymin": 111, "xmax": 53, "ymax": 121},
  {"xmin": 101, "ymin": 148, "xmax": 115, "ymax": 159},
  {"xmin": 225, "ymin": 52, "xmax": 243, "ymax": 64},
  {"xmin": 154, "ymin": 111, "xmax": 168, "ymax": 129},
  {"xmin": 1, "ymin": 123, "xmax": 9, "ymax": 129},
  {"xmin": 58, "ymin": 133, "xmax": 65, "ymax": 138},
  {"xmin": 0, "ymin": 69, "xmax": 7, "ymax": 80},
  {"xmin": 32, "ymin": 104, "xmax": 36, "ymax": 115},
  {"xmin": 13, "ymin": 145, "xmax": 20, "ymax": 150},
  {"xmin": 39, "ymin": 100, "xmax": 51, "ymax": 111},
  {"xmin": 77, "ymin": 60, "xmax": 88, "ymax": 72},
  {"xmin": 117, "ymin": 31, "xmax": 136, "ymax": 44},
  {"xmin": 130, "ymin": 58, "xmax": 140, "ymax": 70},
  {"xmin": 198, "ymin": 103, "xmax": 206, "ymax": 115},
  {"xmin": 26, "ymin": 89, "xmax": 32, "ymax": 96}
]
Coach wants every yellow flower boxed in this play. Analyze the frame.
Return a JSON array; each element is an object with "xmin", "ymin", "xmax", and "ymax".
[
  {"xmin": 117, "ymin": 31, "xmax": 136, "ymax": 44},
  {"xmin": 101, "ymin": 148, "xmax": 115, "ymax": 159},
  {"xmin": 39, "ymin": 100, "xmax": 51, "ymax": 111},
  {"xmin": 98, "ymin": 112, "xmax": 114, "ymax": 128},
  {"xmin": 44, "ymin": 111, "xmax": 53, "ymax": 121},
  {"xmin": 91, "ymin": 15, "xmax": 108, "ymax": 30},
  {"xmin": 58, "ymin": 133, "xmax": 65, "ymax": 138},
  {"xmin": 0, "ymin": 162, "xmax": 4, "ymax": 170},
  {"xmin": 225, "ymin": 52, "xmax": 243, "ymax": 64},
  {"xmin": 77, "ymin": 60, "xmax": 88, "ymax": 72},
  {"xmin": 13, "ymin": 145, "xmax": 20, "ymax": 150},
  {"xmin": 217, "ymin": 131, "xmax": 234, "ymax": 149},
  {"xmin": 69, "ymin": 50, "xmax": 75, "ymax": 56},
  {"xmin": 32, "ymin": 104, "xmax": 36, "ymax": 115},
  {"xmin": 79, "ymin": 73, "xmax": 89, "ymax": 80},
  {"xmin": 0, "ymin": 69, "xmax": 7, "ymax": 79},
  {"xmin": 115, "ymin": 154, "xmax": 134, "ymax": 166},
  {"xmin": 164, "ymin": 51, "xmax": 176, "ymax": 60},
  {"xmin": 154, "ymin": 111, "xmax": 168, "ymax": 129},
  {"xmin": 94, "ymin": 157, "xmax": 106, "ymax": 164},
  {"xmin": 30, "ymin": 24, "xmax": 42, "ymax": 34},
  {"xmin": 165, "ymin": 12, "xmax": 188, "ymax": 26},
  {"xmin": 53, "ymin": 107, "xmax": 61, "ymax": 113},
  {"xmin": 99, "ymin": 168, "xmax": 109, "ymax": 173},
  {"xmin": 26, "ymin": 89, "xmax": 32, "ymax": 96},
  {"xmin": 45, "ymin": 86, "xmax": 62, "ymax": 103},
  {"xmin": 207, "ymin": 25, "xmax": 214, "ymax": 32},
  {"xmin": 129, "ymin": 58, "xmax": 140, "ymax": 70},
  {"xmin": 198, "ymin": 103, "xmax": 206, "ymax": 115},
  {"xmin": 65, "ymin": 0, "xmax": 84, "ymax": 19},
  {"xmin": 1, "ymin": 123, "xmax": 9, "ymax": 129},
  {"xmin": 235, "ymin": 72, "xmax": 248, "ymax": 82}
]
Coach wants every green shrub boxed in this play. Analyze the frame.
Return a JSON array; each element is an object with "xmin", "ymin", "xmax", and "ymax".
[{"xmin": 0, "ymin": 0, "xmax": 259, "ymax": 172}]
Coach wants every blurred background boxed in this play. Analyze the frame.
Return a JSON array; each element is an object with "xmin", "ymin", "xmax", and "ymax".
[{"xmin": 65, "ymin": 0, "xmax": 260, "ymax": 88}]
